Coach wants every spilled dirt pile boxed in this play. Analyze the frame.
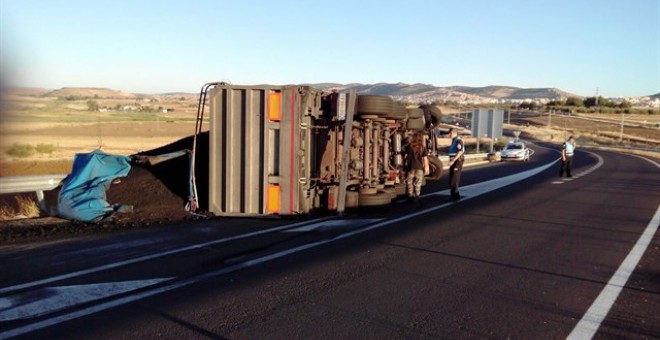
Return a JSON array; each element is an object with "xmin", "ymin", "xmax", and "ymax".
[{"xmin": 0, "ymin": 132, "xmax": 211, "ymax": 243}]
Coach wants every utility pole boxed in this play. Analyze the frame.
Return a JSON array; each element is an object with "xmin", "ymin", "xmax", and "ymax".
[{"xmin": 595, "ymin": 87, "xmax": 599, "ymax": 106}]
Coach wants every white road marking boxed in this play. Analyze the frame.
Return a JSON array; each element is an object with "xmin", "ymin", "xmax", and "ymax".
[
  {"xmin": 567, "ymin": 205, "xmax": 660, "ymax": 339},
  {"xmin": 0, "ymin": 216, "xmax": 333, "ymax": 295},
  {"xmin": 283, "ymin": 219, "xmax": 383, "ymax": 233},
  {"xmin": 567, "ymin": 155, "xmax": 660, "ymax": 340},
  {"xmin": 425, "ymin": 158, "xmax": 557, "ymax": 199},
  {"xmin": 551, "ymin": 150, "xmax": 604, "ymax": 185},
  {"xmin": 0, "ymin": 278, "xmax": 171, "ymax": 322}
]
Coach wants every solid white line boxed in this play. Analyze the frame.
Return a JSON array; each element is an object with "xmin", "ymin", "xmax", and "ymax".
[
  {"xmin": 283, "ymin": 219, "xmax": 383, "ymax": 233},
  {"xmin": 0, "ymin": 216, "xmax": 333, "ymax": 295},
  {"xmin": 550, "ymin": 149, "xmax": 604, "ymax": 184},
  {"xmin": 0, "ymin": 278, "xmax": 171, "ymax": 321},
  {"xmin": 567, "ymin": 154, "xmax": 660, "ymax": 340},
  {"xmin": 567, "ymin": 205, "xmax": 660, "ymax": 340},
  {"xmin": 423, "ymin": 157, "xmax": 558, "ymax": 199}
]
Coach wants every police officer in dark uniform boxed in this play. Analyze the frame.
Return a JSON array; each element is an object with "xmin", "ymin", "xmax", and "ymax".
[
  {"xmin": 560, "ymin": 136, "xmax": 576, "ymax": 177},
  {"xmin": 447, "ymin": 128, "xmax": 465, "ymax": 202}
]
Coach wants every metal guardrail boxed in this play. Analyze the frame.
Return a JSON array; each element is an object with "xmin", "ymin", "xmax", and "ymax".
[
  {"xmin": 0, "ymin": 174, "xmax": 68, "ymax": 212},
  {"xmin": 437, "ymin": 153, "xmax": 491, "ymax": 169}
]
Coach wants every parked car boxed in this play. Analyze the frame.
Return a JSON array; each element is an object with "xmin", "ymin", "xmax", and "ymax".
[{"xmin": 500, "ymin": 141, "xmax": 530, "ymax": 161}]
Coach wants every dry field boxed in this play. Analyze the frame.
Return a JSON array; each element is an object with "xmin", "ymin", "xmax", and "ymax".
[
  {"xmin": 1, "ymin": 120, "xmax": 203, "ymax": 160},
  {"xmin": 508, "ymin": 112, "xmax": 660, "ymax": 145},
  {"xmin": 1, "ymin": 87, "xmax": 206, "ymax": 164}
]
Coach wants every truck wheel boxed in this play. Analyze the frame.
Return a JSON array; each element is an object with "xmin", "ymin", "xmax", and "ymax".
[
  {"xmin": 426, "ymin": 156, "xmax": 443, "ymax": 180},
  {"xmin": 387, "ymin": 103, "xmax": 408, "ymax": 120},
  {"xmin": 407, "ymin": 108, "xmax": 424, "ymax": 118},
  {"xmin": 358, "ymin": 192, "xmax": 392, "ymax": 207},
  {"xmin": 394, "ymin": 183, "xmax": 407, "ymax": 196},
  {"xmin": 359, "ymin": 187, "xmax": 377, "ymax": 195},
  {"xmin": 345, "ymin": 190, "xmax": 359, "ymax": 208},
  {"xmin": 422, "ymin": 105, "xmax": 443, "ymax": 125},
  {"xmin": 381, "ymin": 186, "xmax": 397, "ymax": 199},
  {"xmin": 357, "ymin": 95, "xmax": 393, "ymax": 116},
  {"xmin": 407, "ymin": 117, "xmax": 425, "ymax": 130}
]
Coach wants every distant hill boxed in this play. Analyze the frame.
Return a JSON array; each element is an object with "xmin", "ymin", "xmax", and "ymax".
[
  {"xmin": 311, "ymin": 83, "xmax": 580, "ymax": 103},
  {"xmin": 3, "ymin": 87, "xmax": 51, "ymax": 97},
  {"xmin": 45, "ymin": 87, "xmax": 140, "ymax": 99},
  {"xmin": 650, "ymin": 93, "xmax": 660, "ymax": 100},
  {"xmin": 155, "ymin": 92, "xmax": 199, "ymax": 100},
  {"xmin": 445, "ymin": 85, "xmax": 575, "ymax": 100},
  {"xmin": 4, "ymin": 84, "xmax": 580, "ymax": 103}
]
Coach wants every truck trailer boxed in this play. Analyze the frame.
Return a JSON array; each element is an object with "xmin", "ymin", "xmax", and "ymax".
[{"xmin": 193, "ymin": 83, "xmax": 444, "ymax": 217}]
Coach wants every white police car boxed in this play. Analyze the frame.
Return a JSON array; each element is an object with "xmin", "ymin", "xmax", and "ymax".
[{"xmin": 500, "ymin": 141, "xmax": 531, "ymax": 161}]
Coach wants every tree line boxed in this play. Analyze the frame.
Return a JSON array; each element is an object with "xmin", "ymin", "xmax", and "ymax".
[
  {"xmin": 546, "ymin": 96, "xmax": 630, "ymax": 109},
  {"xmin": 517, "ymin": 96, "xmax": 659, "ymax": 114}
]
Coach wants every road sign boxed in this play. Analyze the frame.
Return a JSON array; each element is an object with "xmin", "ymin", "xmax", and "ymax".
[{"xmin": 471, "ymin": 109, "xmax": 504, "ymax": 138}]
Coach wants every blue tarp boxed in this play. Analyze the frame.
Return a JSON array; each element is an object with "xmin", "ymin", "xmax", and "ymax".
[{"xmin": 57, "ymin": 149, "xmax": 132, "ymax": 222}]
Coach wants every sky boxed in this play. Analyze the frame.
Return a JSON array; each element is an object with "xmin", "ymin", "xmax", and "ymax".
[{"xmin": 1, "ymin": 0, "xmax": 659, "ymax": 97}]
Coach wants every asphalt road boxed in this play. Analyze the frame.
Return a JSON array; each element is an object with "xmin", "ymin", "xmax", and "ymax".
[{"xmin": 1, "ymin": 143, "xmax": 658, "ymax": 339}]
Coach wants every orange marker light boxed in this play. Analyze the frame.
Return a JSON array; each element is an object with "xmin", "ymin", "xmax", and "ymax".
[
  {"xmin": 268, "ymin": 91, "xmax": 281, "ymax": 121},
  {"xmin": 266, "ymin": 184, "xmax": 281, "ymax": 214}
]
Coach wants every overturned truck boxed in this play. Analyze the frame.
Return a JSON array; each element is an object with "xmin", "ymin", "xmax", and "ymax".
[{"xmin": 198, "ymin": 84, "xmax": 443, "ymax": 217}]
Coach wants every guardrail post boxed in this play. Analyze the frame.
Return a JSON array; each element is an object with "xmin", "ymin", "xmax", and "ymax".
[
  {"xmin": 0, "ymin": 174, "xmax": 67, "ymax": 217},
  {"xmin": 35, "ymin": 190, "xmax": 48, "ymax": 213}
]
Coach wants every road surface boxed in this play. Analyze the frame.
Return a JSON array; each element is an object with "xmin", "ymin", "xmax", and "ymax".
[{"xmin": 1, "ymin": 143, "xmax": 658, "ymax": 339}]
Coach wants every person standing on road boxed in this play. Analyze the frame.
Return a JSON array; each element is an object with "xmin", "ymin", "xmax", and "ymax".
[
  {"xmin": 447, "ymin": 128, "xmax": 464, "ymax": 202},
  {"xmin": 560, "ymin": 136, "xmax": 576, "ymax": 177},
  {"xmin": 405, "ymin": 132, "xmax": 427, "ymax": 203}
]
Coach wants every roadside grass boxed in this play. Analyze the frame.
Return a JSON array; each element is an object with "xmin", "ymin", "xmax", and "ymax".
[
  {"xmin": 6, "ymin": 144, "xmax": 35, "ymax": 158},
  {"xmin": 6, "ymin": 143, "xmax": 57, "ymax": 158},
  {"xmin": 35, "ymin": 143, "xmax": 56, "ymax": 154},
  {"xmin": 0, "ymin": 195, "xmax": 41, "ymax": 220}
]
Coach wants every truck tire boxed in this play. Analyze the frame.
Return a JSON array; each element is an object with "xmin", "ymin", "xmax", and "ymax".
[
  {"xmin": 358, "ymin": 191, "xmax": 393, "ymax": 207},
  {"xmin": 381, "ymin": 186, "xmax": 397, "ymax": 199},
  {"xmin": 357, "ymin": 95, "xmax": 393, "ymax": 116},
  {"xmin": 424, "ymin": 105, "xmax": 443, "ymax": 125},
  {"xmin": 394, "ymin": 183, "xmax": 407, "ymax": 196},
  {"xmin": 359, "ymin": 187, "xmax": 377, "ymax": 195},
  {"xmin": 426, "ymin": 155, "xmax": 444, "ymax": 180},
  {"xmin": 387, "ymin": 103, "xmax": 408, "ymax": 120},
  {"xmin": 407, "ymin": 108, "xmax": 424, "ymax": 118},
  {"xmin": 345, "ymin": 190, "xmax": 359, "ymax": 208},
  {"xmin": 407, "ymin": 117, "xmax": 425, "ymax": 130}
]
